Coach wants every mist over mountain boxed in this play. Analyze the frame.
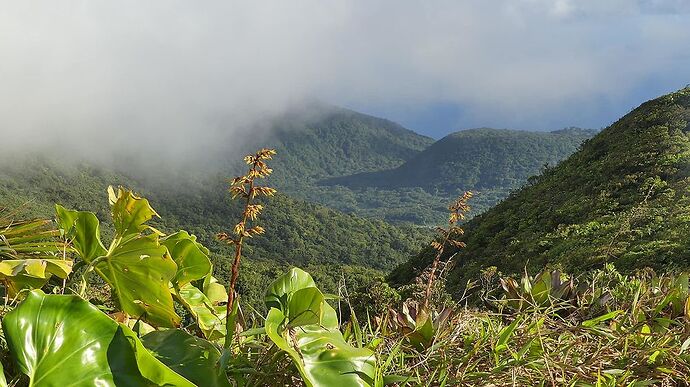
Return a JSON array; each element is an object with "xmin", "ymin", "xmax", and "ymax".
[
  {"xmin": 3, "ymin": 3, "xmax": 690, "ymax": 385},
  {"xmin": 0, "ymin": 156, "xmax": 428, "ymax": 307}
]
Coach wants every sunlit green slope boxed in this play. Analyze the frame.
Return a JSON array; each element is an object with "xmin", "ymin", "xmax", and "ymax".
[{"xmin": 390, "ymin": 87, "xmax": 690, "ymax": 294}]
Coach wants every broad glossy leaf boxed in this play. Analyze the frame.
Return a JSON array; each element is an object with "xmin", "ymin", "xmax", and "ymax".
[
  {"xmin": 55, "ymin": 205, "xmax": 106, "ymax": 263},
  {"xmin": 0, "ymin": 258, "xmax": 72, "ymax": 278},
  {"xmin": 288, "ymin": 287, "xmax": 324, "ymax": 327},
  {"xmin": 58, "ymin": 192, "xmax": 180, "ymax": 327},
  {"xmin": 2, "ymin": 290, "xmax": 194, "ymax": 386},
  {"xmin": 295, "ymin": 326, "xmax": 376, "ymax": 387},
  {"xmin": 162, "ymin": 230, "xmax": 212, "ymax": 286},
  {"xmin": 265, "ymin": 267, "xmax": 327, "ymax": 327},
  {"xmin": 264, "ymin": 268, "xmax": 373, "ymax": 387},
  {"xmin": 407, "ymin": 310, "xmax": 435, "ymax": 350},
  {"xmin": 0, "ymin": 258, "xmax": 73, "ymax": 296},
  {"xmin": 95, "ymin": 234, "xmax": 181, "ymax": 327},
  {"xmin": 204, "ymin": 272, "xmax": 228, "ymax": 304},
  {"xmin": 176, "ymin": 283, "xmax": 226, "ymax": 341},
  {"xmin": 531, "ymin": 271, "xmax": 552, "ymax": 306},
  {"xmin": 108, "ymin": 186, "xmax": 159, "ymax": 238},
  {"xmin": 265, "ymin": 267, "xmax": 316, "ymax": 311},
  {"xmin": 142, "ymin": 329, "xmax": 231, "ymax": 387},
  {"xmin": 57, "ymin": 195, "xmax": 178, "ymax": 328},
  {"xmin": 320, "ymin": 301, "xmax": 340, "ymax": 330},
  {"xmin": 266, "ymin": 304, "xmax": 375, "ymax": 387}
]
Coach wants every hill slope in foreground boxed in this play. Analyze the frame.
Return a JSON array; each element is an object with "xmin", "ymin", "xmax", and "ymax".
[{"xmin": 390, "ymin": 87, "xmax": 690, "ymax": 293}]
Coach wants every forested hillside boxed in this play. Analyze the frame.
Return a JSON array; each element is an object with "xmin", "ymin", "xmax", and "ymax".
[
  {"xmin": 325, "ymin": 127, "xmax": 595, "ymax": 191},
  {"xmin": 0, "ymin": 158, "xmax": 426, "ymax": 307},
  {"xmin": 252, "ymin": 107, "xmax": 593, "ymax": 224},
  {"xmin": 390, "ymin": 87, "xmax": 690, "ymax": 295},
  {"xmin": 260, "ymin": 104, "xmax": 434, "ymax": 183},
  {"xmin": 253, "ymin": 106, "xmax": 450, "ymax": 224}
]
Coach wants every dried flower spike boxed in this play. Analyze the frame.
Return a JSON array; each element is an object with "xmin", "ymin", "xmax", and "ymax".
[
  {"xmin": 216, "ymin": 148, "xmax": 277, "ymax": 348},
  {"xmin": 423, "ymin": 191, "xmax": 473, "ymax": 310}
]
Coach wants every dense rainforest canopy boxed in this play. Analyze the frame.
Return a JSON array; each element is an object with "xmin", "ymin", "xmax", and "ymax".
[{"xmin": 390, "ymin": 87, "xmax": 690, "ymax": 295}]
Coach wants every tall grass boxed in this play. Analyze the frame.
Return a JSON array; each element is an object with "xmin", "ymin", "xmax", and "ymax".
[{"xmin": 362, "ymin": 265, "xmax": 690, "ymax": 386}]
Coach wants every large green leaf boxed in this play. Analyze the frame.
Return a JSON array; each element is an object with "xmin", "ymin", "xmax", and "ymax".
[
  {"xmin": 142, "ymin": 329, "xmax": 231, "ymax": 387},
  {"xmin": 265, "ymin": 267, "xmax": 316, "ymax": 311},
  {"xmin": 264, "ymin": 267, "xmax": 327, "ymax": 328},
  {"xmin": 162, "ymin": 230, "xmax": 212, "ymax": 287},
  {"xmin": 108, "ymin": 186, "xmax": 159, "ymax": 238},
  {"xmin": 288, "ymin": 287, "xmax": 325, "ymax": 327},
  {"xmin": 264, "ymin": 267, "xmax": 375, "ymax": 387},
  {"xmin": 2, "ymin": 290, "xmax": 194, "ymax": 386},
  {"xmin": 176, "ymin": 283, "xmax": 227, "ymax": 341},
  {"xmin": 266, "ymin": 304, "xmax": 375, "ymax": 387},
  {"xmin": 203, "ymin": 271, "xmax": 228, "ymax": 304},
  {"xmin": 0, "ymin": 258, "xmax": 73, "ymax": 296},
  {"xmin": 95, "ymin": 234, "xmax": 181, "ymax": 327},
  {"xmin": 55, "ymin": 205, "xmax": 106, "ymax": 263},
  {"xmin": 56, "ymin": 191, "xmax": 181, "ymax": 328}
]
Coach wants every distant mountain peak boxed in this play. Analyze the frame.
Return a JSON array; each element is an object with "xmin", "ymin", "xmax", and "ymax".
[{"xmin": 322, "ymin": 126, "xmax": 594, "ymax": 194}]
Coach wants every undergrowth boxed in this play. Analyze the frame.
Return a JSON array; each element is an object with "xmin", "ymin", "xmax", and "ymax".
[
  {"xmin": 1, "ymin": 147, "xmax": 689, "ymax": 386},
  {"xmin": 364, "ymin": 265, "xmax": 690, "ymax": 386}
]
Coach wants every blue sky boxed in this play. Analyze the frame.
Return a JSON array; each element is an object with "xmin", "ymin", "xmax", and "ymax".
[
  {"xmin": 339, "ymin": 1, "xmax": 690, "ymax": 138},
  {"xmin": 356, "ymin": 82, "xmax": 688, "ymax": 139},
  {"xmin": 2, "ymin": 0, "xmax": 690, "ymax": 149}
]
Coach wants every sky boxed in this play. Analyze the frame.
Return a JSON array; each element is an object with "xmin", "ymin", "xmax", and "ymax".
[{"xmin": 1, "ymin": 0, "xmax": 689, "ymax": 156}]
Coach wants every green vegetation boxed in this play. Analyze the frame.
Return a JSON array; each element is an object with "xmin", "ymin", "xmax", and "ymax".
[
  {"xmin": 2, "ymin": 196, "xmax": 689, "ymax": 385},
  {"xmin": 390, "ymin": 87, "xmax": 690, "ymax": 296},
  {"xmin": 325, "ymin": 127, "xmax": 595, "ymax": 192},
  {"xmin": 318, "ymin": 128, "xmax": 594, "ymax": 222},
  {"xmin": 3, "ymin": 90, "xmax": 690, "ymax": 385},
  {"xmin": 262, "ymin": 105, "xmax": 434, "ymax": 182},
  {"xmin": 0, "ymin": 107, "xmax": 592, "ymax": 228},
  {"xmin": 0, "ymin": 159, "xmax": 426, "ymax": 310},
  {"xmin": 259, "ymin": 108, "xmax": 593, "ymax": 225},
  {"xmin": 377, "ymin": 265, "xmax": 690, "ymax": 385},
  {"xmin": 257, "ymin": 106, "xmax": 452, "ymax": 224},
  {"xmin": 0, "ymin": 187, "xmax": 377, "ymax": 386}
]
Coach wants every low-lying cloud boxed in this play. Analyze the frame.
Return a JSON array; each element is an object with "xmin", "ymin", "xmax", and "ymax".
[{"xmin": 1, "ymin": 0, "xmax": 689, "ymax": 162}]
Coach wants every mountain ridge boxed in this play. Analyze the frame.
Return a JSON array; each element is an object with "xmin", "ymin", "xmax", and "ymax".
[
  {"xmin": 389, "ymin": 87, "xmax": 690, "ymax": 293},
  {"xmin": 322, "ymin": 127, "xmax": 596, "ymax": 191}
]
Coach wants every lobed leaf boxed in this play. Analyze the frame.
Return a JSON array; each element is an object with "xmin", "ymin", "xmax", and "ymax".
[
  {"xmin": 108, "ymin": 186, "xmax": 160, "ymax": 238},
  {"xmin": 161, "ymin": 230, "xmax": 212, "ymax": 287},
  {"xmin": 55, "ymin": 205, "xmax": 106, "ymax": 263},
  {"xmin": 95, "ymin": 234, "xmax": 180, "ymax": 327}
]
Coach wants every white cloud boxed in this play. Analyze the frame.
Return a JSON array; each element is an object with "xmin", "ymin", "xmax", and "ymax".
[{"xmin": 0, "ymin": 0, "xmax": 688, "ymax": 160}]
